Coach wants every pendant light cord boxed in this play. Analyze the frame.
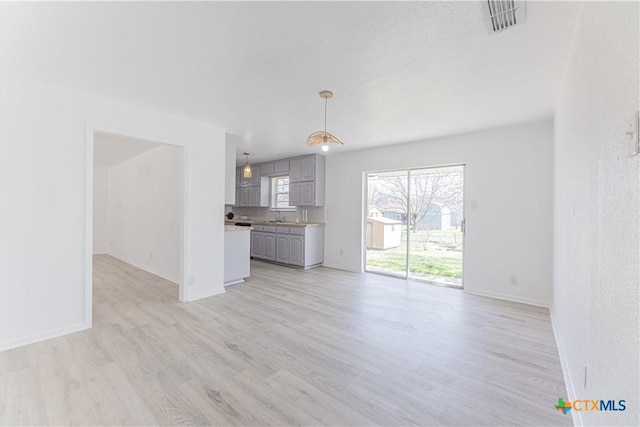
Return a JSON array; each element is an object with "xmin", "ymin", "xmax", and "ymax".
[{"xmin": 324, "ymin": 96, "xmax": 328, "ymax": 135}]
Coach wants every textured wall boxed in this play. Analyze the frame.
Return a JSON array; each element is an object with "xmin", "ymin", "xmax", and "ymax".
[
  {"xmin": 0, "ymin": 73, "xmax": 226, "ymax": 351},
  {"xmin": 325, "ymin": 120, "xmax": 555, "ymax": 307},
  {"xmin": 553, "ymin": 1, "xmax": 639, "ymax": 426},
  {"xmin": 93, "ymin": 166, "xmax": 109, "ymax": 254},
  {"xmin": 108, "ymin": 145, "xmax": 183, "ymax": 282}
]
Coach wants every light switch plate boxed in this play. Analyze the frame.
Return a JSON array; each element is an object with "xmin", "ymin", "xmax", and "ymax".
[{"xmin": 629, "ymin": 110, "xmax": 640, "ymax": 157}]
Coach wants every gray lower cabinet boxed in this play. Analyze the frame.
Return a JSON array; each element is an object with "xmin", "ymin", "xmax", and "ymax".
[
  {"xmin": 250, "ymin": 232, "xmax": 264, "ymax": 258},
  {"xmin": 263, "ymin": 233, "xmax": 276, "ymax": 261},
  {"xmin": 275, "ymin": 234, "xmax": 289, "ymax": 263},
  {"xmin": 250, "ymin": 225, "xmax": 323, "ymax": 268},
  {"xmin": 288, "ymin": 235, "xmax": 304, "ymax": 266}
]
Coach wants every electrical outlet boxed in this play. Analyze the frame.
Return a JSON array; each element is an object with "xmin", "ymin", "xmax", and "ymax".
[
  {"xmin": 188, "ymin": 276, "xmax": 195, "ymax": 287},
  {"xmin": 510, "ymin": 275, "xmax": 518, "ymax": 286},
  {"xmin": 339, "ymin": 249, "xmax": 343, "ymax": 256}
]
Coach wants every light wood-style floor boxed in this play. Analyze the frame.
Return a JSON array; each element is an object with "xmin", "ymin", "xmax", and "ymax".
[{"xmin": 0, "ymin": 255, "xmax": 571, "ymax": 426}]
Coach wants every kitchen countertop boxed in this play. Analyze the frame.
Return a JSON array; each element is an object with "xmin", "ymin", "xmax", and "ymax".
[{"xmin": 225, "ymin": 220, "xmax": 324, "ymax": 228}]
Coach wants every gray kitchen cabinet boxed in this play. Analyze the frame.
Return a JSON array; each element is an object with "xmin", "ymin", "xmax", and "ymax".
[
  {"xmin": 263, "ymin": 233, "xmax": 276, "ymax": 261},
  {"xmin": 248, "ymin": 186, "xmax": 261, "ymax": 206},
  {"xmin": 289, "ymin": 182, "xmax": 300, "ymax": 205},
  {"xmin": 275, "ymin": 160, "xmax": 290, "ymax": 173},
  {"xmin": 261, "ymin": 162, "xmax": 274, "ymax": 175},
  {"xmin": 288, "ymin": 235, "xmax": 304, "ymax": 266},
  {"xmin": 250, "ymin": 225, "xmax": 324, "ymax": 268},
  {"xmin": 250, "ymin": 232, "xmax": 264, "ymax": 258},
  {"xmin": 235, "ymin": 166, "xmax": 268, "ymax": 207},
  {"xmin": 289, "ymin": 181, "xmax": 316, "ymax": 206},
  {"xmin": 290, "ymin": 156, "xmax": 316, "ymax": 182},
  {"xmin": 237, "ymin": 166, "xmax": 249, "ymax": 187},
  {"xmin": 301, "ymin": 156, "xmax": 315, "ymax": 181},
  {"xmin": 249, "ymin": 166, "xmax": 261, "ymax": 186},
  {"xmin": 275, "ymin": 234, "xmax": 289, "ymax": 263},
  {"xmin": 261, "ymin": 160, "xmax": 289, "ymax": 176},
  {"xmin": 289, "ymin": 158, "xmax": 302, "ymax": 182},
  {"xmin": 288, "ymin": 155, "xmax": 325, "ymax": 206},
  {"xmin": 239, "ymin": 187, "xmax": 250, "ymax": 206},
  {"xmin": 237, "ymin": 164, "xmax": 261, "ymax": 187}
]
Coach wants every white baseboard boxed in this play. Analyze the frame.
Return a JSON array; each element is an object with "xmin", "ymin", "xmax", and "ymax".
[
  {"xmin": 321, "ymin": 262, "xmax": 362, "ymax": 273},
  {"xmin": 0, "ymin": 321, "xmax": 89, "ymax": 353},
  {"xmin": 224, "ymin": 279, "xmax": 245, "ymax": 286},
  {"xmin": 463, "ymin": 288, "xmax": 551, "ymax": 308},
  {"xmin": 550, "ymin": 306, "xmax": 582, "ymax": 427},
  {"xmin": 185, "ymin": 287, "xmax": 226, "ymax": 302},
  {"xmin": 107, "ymin": 252, "xmax": 179, "ymax": 284}
]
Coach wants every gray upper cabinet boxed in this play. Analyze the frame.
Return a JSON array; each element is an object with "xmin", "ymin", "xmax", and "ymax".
[
  {"xmin": 249, "ymin": 167, "xmax": 261, "ymax": 186},
  {"xmin": 289, "ymin": 158, "xmax": 302, "ymax": 182},
  {"xmin": 301, "ymin": 156, "xmax": 315, "ymax": 181},
  {"xmin": 261, "ymin": 160, "xmax": 289, "ymax": 176},
  {"xmin": 235, "ymin": 165, "xmax": 268, "ymax": 207},
  {"xmin": 289, "ymin": 155, "xmax": 325, "ymax": 206},
  {"xmin": 261, "ymin": 162, "xmax": 275, "ymax": 175},
  {"xmin": 237, "ymin": 154, "xmax": 323, "ymax": 207},
  {"xmin": 274, "ymin": 160, "xmax": 290, "ymax": 173}
]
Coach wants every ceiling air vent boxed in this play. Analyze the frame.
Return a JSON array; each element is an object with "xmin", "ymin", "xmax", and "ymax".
[{"xmin": 483, "ymin": 0, "xmax": 527, "ymax": 34}]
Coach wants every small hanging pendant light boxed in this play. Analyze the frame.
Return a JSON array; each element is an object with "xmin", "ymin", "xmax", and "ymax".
[
  {"xmin": 243, "ymin": 152, "xmax": 252, "ymax": 178},
  {"xmin": 306, "ymin": 90, "xmax": 344, "ymax": 152}
]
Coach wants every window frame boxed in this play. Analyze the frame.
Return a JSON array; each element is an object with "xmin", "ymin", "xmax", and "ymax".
[{"xmin": 270, "ymin": 175, "xmax": 295, "ymax": 211}]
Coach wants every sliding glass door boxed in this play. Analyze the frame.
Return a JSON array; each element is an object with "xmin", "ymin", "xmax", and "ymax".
[
  {"xmin": 365, "ymin": 171, "xmax": 408, "ymax": 278},
  {"xmin": 365, "ymin": 165, "xmax": 464, "ymax": 288}
]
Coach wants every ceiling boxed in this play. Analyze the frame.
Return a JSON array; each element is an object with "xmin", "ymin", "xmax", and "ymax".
[
  {"xmin": 94, "ymin": 132, "xmax": 162, "ymax": 168},
  {"xmin": 0, "ymin": 1, "xmax": 581, "ymax": 164}
]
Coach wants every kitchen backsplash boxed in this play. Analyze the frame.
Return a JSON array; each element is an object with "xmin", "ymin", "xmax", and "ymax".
[{"xmin": 224, "ymin": 206, "xmax": 325, "ymax": 224}]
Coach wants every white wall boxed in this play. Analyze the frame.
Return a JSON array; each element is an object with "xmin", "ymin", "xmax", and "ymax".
[
  {"xmin": 553, "ymin": 2, "xmax": 639, "ymax": 426},
  {"xmin": 325, "ymin": 120, "xmax": 554, "ymax": 307},
  {"xmin": 225, "ymin": 133, "xmax": 237, "ymax": 205},
  {"xmin": 108, "ymin": 145, "xmax": 183, "ymax": 282},
  {"xmin": 0, "ymin": 73, "xmax": 226, "ymax": 352},
  {"xmin": 92, "ymin": 166, "xmax": 109, "ymax": 254}
]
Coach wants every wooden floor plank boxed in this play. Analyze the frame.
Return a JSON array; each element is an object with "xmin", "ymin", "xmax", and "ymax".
[{"xmin": 0, "ymin": 255, "xmax": 571, "ymax": 426}]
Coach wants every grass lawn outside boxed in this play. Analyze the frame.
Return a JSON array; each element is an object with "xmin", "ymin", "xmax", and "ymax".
[{"xmin": 366, "ymin": 228, "xmax": 463, "ymax": 279}]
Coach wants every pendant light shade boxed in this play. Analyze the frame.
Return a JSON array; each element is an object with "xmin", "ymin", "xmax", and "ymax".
[
  {"xmin": 306, "ymin": 90, "xmax": 344, "ymax": 151},
  {"xmin": 243, "ymin": 152, "xmax": 252, "ymax": 178}
]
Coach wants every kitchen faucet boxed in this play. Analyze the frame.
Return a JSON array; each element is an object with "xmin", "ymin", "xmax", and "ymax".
[{"xmin": 274, "ymin": 211, "xmax": 286, "ymax": 222}]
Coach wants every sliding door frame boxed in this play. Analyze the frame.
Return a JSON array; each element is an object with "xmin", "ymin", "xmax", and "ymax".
[{"xmin": 363, "ymin": 163, "xmax": 466, "ymax": 288}]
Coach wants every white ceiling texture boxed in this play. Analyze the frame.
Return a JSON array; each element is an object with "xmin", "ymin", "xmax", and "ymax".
[{"xmin": 0, "ymin": 1, "xmax": 581, "ymax": 164}]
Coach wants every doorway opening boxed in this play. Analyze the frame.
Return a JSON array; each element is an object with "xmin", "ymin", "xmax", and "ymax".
[
  {"xmin": 88, "ymin": 130, "xmax": 187, "ymax": 326},
  {"xmin": 364, "ymin": 165, "xmax": 464, "ymax": 288}
]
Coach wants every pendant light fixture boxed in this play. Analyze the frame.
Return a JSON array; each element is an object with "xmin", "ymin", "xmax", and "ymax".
[
  {"xmin": 243, "ymin": 152, "xmax": 252, "ymax": 178},
  {"xmin": 306, "ymin": 90, "xmax": 344, "ymax": 152}
]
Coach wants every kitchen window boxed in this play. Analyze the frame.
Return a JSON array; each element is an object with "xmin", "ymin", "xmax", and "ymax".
[{"xmin": 271, "ymin": 176, "xmax": 294, "ymax": 210}]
